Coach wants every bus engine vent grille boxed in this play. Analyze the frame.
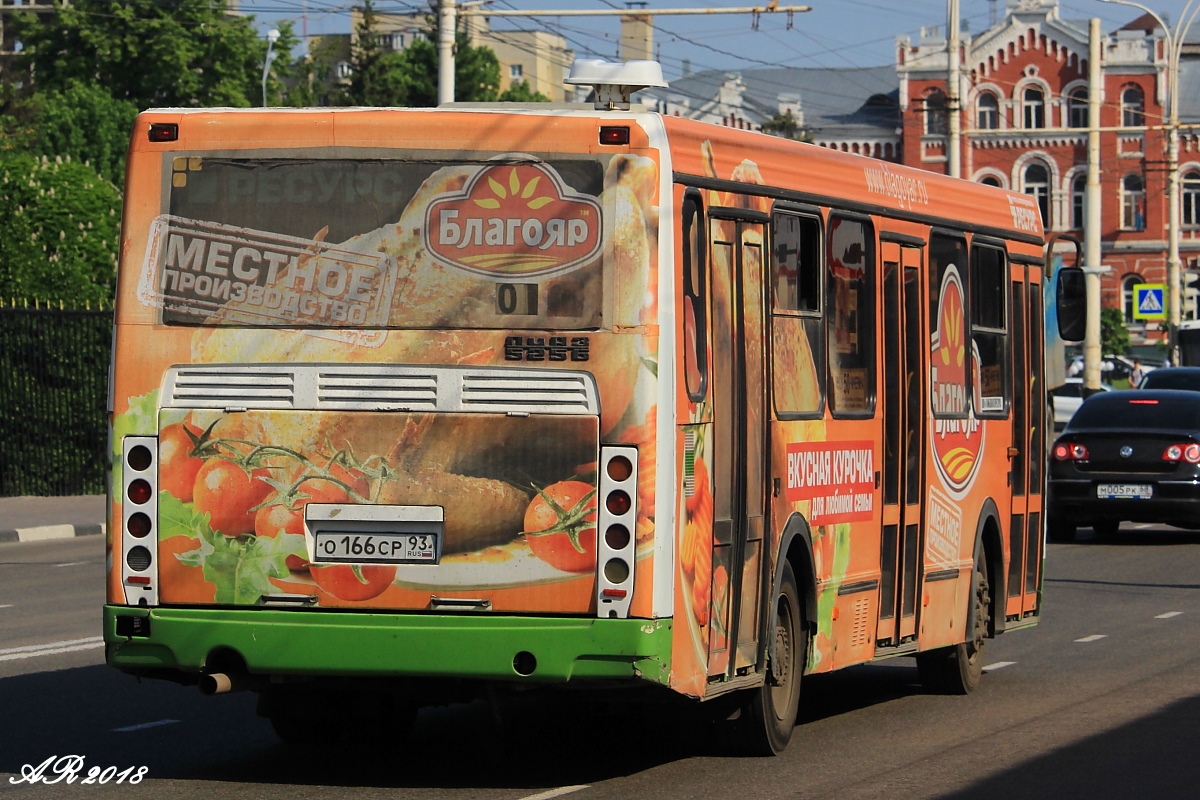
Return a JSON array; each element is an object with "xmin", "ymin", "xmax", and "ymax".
[
  {"xmin": 166, "ymin": 368, "xmax": 295, "ymax": 409},
  {"xmin": 162, "ymin": 365, "xmax": 598, "ymax": 415}
]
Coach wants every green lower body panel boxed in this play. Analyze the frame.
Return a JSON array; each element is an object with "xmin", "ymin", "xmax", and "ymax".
[{"xmin": 104, "ymin": 606, "xmax": 672, "ymax": 686}]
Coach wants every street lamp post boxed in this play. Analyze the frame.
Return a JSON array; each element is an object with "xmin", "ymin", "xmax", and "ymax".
[
  {"xmin": 1102, "ymin": 0, "xmax": 1200, "ymax": 362},
  {"xmin": 262, "ymin": 28, "xmax": 280, "ymax": 107}
]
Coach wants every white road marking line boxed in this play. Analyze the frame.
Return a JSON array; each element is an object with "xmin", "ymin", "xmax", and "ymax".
[
  {"xmin": 982, "ymin": 661, "xmax": 1015, "ymax": 672},
  {"xmin": 0, "ymin": 604, "xmax": 12, "ymax": 609},
  {"xmin": 1075, "ymin": 634, "xmax": 1108, "ymax": 643},
  {"xmin": 519, "ymin": 786, "xmax": 591, "ymax": 800},
  {"xmin": 113, "ymin": 719, "xmax": 180, "ymax": 733},
  {"xmin": 0, "ymin": 636, "xmax": 105, "ymax": 662},
  {"xmin": 1156, "ymin": 611, "xmax": 1184, "ymax": 619},
  {"xmin": 53, "ymin": 561, "xmax": 89, "ymax": 568}
]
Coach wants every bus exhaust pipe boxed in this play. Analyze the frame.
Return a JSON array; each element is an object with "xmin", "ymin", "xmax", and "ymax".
[{"xmin": 199, "ymin": 672, "xmax": 247, "ymax": 695}]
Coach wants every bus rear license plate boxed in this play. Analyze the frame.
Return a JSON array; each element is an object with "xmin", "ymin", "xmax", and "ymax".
[
  {"xmin": 313, "ymin": 533, "xmax": 439, "ymax": 564},
  {"xmin": 1096, "ymin": 484, "xmax": 1152, "ymax": 500}
]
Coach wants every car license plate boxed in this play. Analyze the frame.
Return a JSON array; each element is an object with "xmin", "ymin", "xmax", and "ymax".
[
  {"xmin": 313, "ymin": 532, "xmax": 439, "ymax": 564},
  {"xmin": 1096, "ymin": 483, "xmax": 1153, "ymax": 500}
]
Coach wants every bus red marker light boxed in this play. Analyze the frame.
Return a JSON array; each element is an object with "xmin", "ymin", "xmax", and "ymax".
[
  {"xmin": 605, "ymin": 490, "xmax": 631, "ymax": 516},
  {"xmin": 125, "ymin": 576, "xmax": 152, "ymax": 586},
  {"xmin": 148, "ymin": 123, "xmax": 178, "ymax": 142},
  {"xmin": 127, "ymin": 479, "xmax": 153, "ymax": 505},
  {"xmin": 606, "ymin": 455, "xmax": 633, "ymax": 482},
  {"xmin": 127, "ymin": 512, "xmax": 152, "ymax": 538},
  {"xmin": 127, "ymin": 445, "xmax": 153, "ymax": 472},
  {"xmin": 601, "ymin": 587, "xmax": 627, "ymax": 599},
  {"xmin": 599, "ymin": 126, "xmax": 630, "ymax": 145}
]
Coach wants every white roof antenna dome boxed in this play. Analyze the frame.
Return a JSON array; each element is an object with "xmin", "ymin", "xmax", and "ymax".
[{"xmin": 565, "ymin": 58, "xmax": 668, "ymax": 111}]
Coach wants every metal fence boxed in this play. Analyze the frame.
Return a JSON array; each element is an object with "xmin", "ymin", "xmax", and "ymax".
[{"xmin": 0, "ymin": 306, "xmax": 113, "ymax": 497}]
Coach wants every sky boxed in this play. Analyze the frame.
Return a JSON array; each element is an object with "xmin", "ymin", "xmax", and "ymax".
[{"xmin": 239, "ymin": 0, "xmax": 1200, "ymax": 80}]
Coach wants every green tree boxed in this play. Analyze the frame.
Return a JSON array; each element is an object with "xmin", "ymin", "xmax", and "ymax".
[
  {"xmin": 0, "ymin": 153, "xmax": 121, "ymax": 305},
  {"xmin": 11, "ymin": 0, "xmax": 300, "ymax": 109},
  {"xmin": 1100, "ymin": 307, "xmax": 1131, "ymax": 357},
  {"xmin": 333, "ymin": 1, "xmax": 500, "ymax": 107},
  {"xmin": 3, "ymin": 82, "xmax": 139, "ymax": 186},
  {"xmin": 499, "ymin": 80, "xmax": 552, "ymax": 103}
]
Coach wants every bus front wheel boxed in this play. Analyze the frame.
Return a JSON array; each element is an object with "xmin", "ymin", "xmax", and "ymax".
[{"xmin": 917, "ymin": 548, "xmax": 990, "ymax": 695}]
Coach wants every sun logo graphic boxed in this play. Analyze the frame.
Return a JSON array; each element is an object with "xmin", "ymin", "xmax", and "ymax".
[
  {"xmin": 930, "ymin": 265, "xmax": 984, "ymax": 495},
  {"xmin": 424, "ymin": 160, "xmax": 603, "ymax": 279}
]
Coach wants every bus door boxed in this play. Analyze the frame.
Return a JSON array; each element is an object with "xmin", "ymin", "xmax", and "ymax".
[
  {"xmin": 707, "ymin": 212, "xmax": 767, "ymax": 678},
  {"xmin": 1007, "ymin": 263, "xmax": 1045, "ymax": 619},
  {"xmin": 878, "ymin": 240, "xmax": 925, "ymax": 647}
]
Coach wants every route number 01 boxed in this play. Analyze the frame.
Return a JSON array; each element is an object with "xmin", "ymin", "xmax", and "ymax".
[{"xmin": 496, "ymin": 283, "xmax": 538, "ymax": 315}]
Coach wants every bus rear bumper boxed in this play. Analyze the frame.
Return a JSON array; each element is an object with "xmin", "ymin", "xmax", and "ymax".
[{"xmin": 103, "ymin": 605, "xmax": 672, "ymax": 686}]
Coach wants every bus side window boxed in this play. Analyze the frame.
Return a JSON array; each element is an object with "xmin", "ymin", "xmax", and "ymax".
[
  {"xmin": 971, "ymin": 243, "xmax": 1009, "ymax": 415},
  {"xmin": 771, "ymin": 210, "xmax": 825, "ymax": 417},
  {"xmin": 826, "ymin": 215, "xmax": 876, "ymax": 417},
  {"xmin": 929, "ymin": 233, "xmax": 970, "ymax": 419},
  {"xmin": 682, "ymin": 194, "xmax": 708, "ymax": 401}
]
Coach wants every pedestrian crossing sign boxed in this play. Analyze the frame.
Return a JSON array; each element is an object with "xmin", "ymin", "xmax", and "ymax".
[{"xmin": 1133, "ymin": 283, "xmax": 1167, "ymax": 320}]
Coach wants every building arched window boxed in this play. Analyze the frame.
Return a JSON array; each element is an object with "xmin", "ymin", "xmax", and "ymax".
[
  {"xmin": 1071, "ymin": 174, "xmax": 1086, "ymax": 229},
  {"xmin": 1122, "ymin": 274, "xmax": 1146, "ymax": 322},
  {"xmin": 1023, "ymin": 86, "xmax": 1045, "ymax": 129},
  {"xmin": 981, "ymin": 175, "xmax": 1002, "ymax": 188},
  {"xmin": 1023, "ymin": 162, "xmax": 1050, "ymax": 226},
  {"xmin": 1121, "ymin": 173, "xmax": 1145, "ymax": 230},
  {"xmin": 1122, "ymin": 86, "xmax": 1145, "ymax": 127},
  {"xmin": 1068, "ymin": 87, "xmax": 1088, "ymax": 128},
  {"xmin": 1183, "ymin": 169, "xmax": 1200, "ymax": 227},
  {"xmin": 925, "ymin": 89, "xmax": 949, "ymax": 135},
  {"xmin": 977, "ymin": 92, "xmax": 999, "ymax": 130}
]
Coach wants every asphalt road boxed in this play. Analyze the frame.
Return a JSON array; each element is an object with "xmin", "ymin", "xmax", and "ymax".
[{"xmin": 3, "ymin": 524, "xmax": 1200, "ymax": 799}]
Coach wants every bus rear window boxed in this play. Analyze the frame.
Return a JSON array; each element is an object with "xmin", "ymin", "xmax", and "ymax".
[{"xmin": 144, "ymin": 153, "xmax": 609, "ymax": 330}]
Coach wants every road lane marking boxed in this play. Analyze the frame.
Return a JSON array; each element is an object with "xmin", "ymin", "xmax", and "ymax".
[
  {"xmin": 114, "ymin": 719, "xmax": 180, "ymax": 733},
  {"xmin": 1156, "ymin": 611, "xmax": 1184, "ymax": 619},
  {"xmin": 53, "ymin": 561, "xmax": 89, "ymax": 568},
  {"xmin": 1075, "ymin": 634, "xmax": 1108, "ymax": 643},
  {"xmin": 982, "ymin": 661, "xmax": 1015, "ymax": 672},
  {"xmin": 0, "ymin": 636, "xmax": 105, "ymax": 662},
  {"xmin": 519, "ymin": 787, "xmax": 591, "ymax": 800},
  {"xmin": 0, "ymin": 604, "xmax": 12, "ymax": 609}
]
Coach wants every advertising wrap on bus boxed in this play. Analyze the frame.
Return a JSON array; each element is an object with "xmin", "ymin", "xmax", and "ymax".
[{"xmin": 111, "ymin": 147, "xmax": 661, "ymax": 616}]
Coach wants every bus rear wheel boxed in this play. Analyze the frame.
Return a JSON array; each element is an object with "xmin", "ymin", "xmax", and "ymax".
[
  {"xmin": 742, "ymin": 561, "xmax": 805, "ymax": 755},
  {"xmin": 917, "ymin": 548, "xmax": 990, "ymax": 695}
]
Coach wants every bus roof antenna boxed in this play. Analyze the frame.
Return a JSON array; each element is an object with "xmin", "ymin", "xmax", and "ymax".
[{"xmin": 566, "ymin": 58, "xmax": 667, "ymax": 111}]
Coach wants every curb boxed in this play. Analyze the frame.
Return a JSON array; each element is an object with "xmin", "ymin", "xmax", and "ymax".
[{"xmin": 0, "ymin": 523, "xmax": 106, "ymax": 545}]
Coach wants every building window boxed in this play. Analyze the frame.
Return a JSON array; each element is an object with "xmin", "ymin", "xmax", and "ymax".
[
  {"xmin": 336, "ymin": 61, "xmax": 352, "ymax": 80},
  {"xmin": 1121, "ymin": 174, "xmax": 1146, "ymax": 230},
  {"xmin": 510, "ymin": 64, "xmax": 524, "ymax": 80},
  {"xmin": 925, "ymin": 90, "xmax": 949, "ymax": 135},
  {"xmin": 981, "ymin": 176, "xmax": 1002, "ymax": 188},
  {"xmin": 1068, "ymin": 87, "xmax": 1088, "ymax": 129},
  {"xmin": 1183, "ymin": 169, "xmax": 1200, "ymax": 227},
  {"xmin": 1122, "ymin": 86, "xmax": 1145, "ymax": 127},
  {"xmin": 388, "ymin": 32, "xmax": 405, "ymax": 50},
  {"xmin": 1023, "ymin": 162, "xmax": 1050, "ymax": 226},
  {"xmin": 1122, "ymin": 274, "xmax": 1146, "ymax": 322},
  {"xmin": 977, "ymin": 92, "xmax": 999, "ymax": 130},
  {"xmin": 1022, "ymin": 86, "xmax": 1045, "ymax": 129},
  {"xmin": 1071, "ymin": 174, "xmax": 1086, "ymax": 230}
]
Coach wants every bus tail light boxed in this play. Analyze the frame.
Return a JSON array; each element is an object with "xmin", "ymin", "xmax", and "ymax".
[
  {"xmin": 121, "ymin": 436, "xmax": 160, "ymax": 607},
  {"xmin": 596, "ymin": 446, "xmax": 638, "ymax": 618},
  {"xmin": 1163, "ymin": 443, "xmax": 1200, "ymax": 463}
]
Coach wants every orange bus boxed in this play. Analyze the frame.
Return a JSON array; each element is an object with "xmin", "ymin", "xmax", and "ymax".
[{"xmin": 104, "ymin": 62, "xmax": 1084, "ymax": 754}]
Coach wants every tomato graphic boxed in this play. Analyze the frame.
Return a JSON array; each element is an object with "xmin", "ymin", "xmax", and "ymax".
[
  {"xmin": 159, "ymin": 421, "xmax": 207, "ymax": 502},
  {"xmin": 522, "ymin": 480, "xmax": 598, "ymax": 573},
  {"xmin": 255, "ymin": 474, "xmax": 358, "ymax": 570},
  {"xmin": 309, "ymin": 563, "xmax": 397, "ymax": 602},
  {"xmin": 193, "ymin": 459, "xmax": 272, "ymax": 536}
]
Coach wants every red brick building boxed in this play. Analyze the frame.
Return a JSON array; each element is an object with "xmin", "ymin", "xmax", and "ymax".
[{"xmin": 897, "ymin": 0, "xmax": 1200, "ymax": 345}]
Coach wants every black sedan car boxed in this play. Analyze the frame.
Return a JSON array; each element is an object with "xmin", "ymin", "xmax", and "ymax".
[
  {"xmin": 1047, "ymin": 389, "xmax": 1200, "ymax": 541},
  {"xmin": 1139, "ymin": 366, "xmax": 1200, "ymax": 391}
]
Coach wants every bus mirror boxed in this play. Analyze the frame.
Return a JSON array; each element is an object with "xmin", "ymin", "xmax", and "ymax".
[{"xmin": 1056, "ymin": 267, "xmax": 1087, "ymax": 343}]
